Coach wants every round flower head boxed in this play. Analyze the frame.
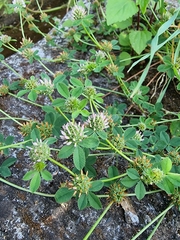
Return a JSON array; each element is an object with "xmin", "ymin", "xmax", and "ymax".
[
  {"xmin": 29, "ymin": 139, "xmax": 50, "ymax": 162},
  {"xmin": 12, "ymin": 0, "xmax": 26, "ymax": 12},
  {"xmin": 0, "ymin": 35, "xmax": 11, "ymax": 44},
  {"xmin": 38, "ymin": 78, "xmax": 54, "ymax": 95},
  {"xmin": 85, "ymin": 112, "xmax": 111, "ymax": 131},
  {"xmin": 60, "ymin": 122, "xmax": 87, "ymax": 147},
  {"xmin": 134, "ymin": 130, "xmax": 144, "ymax": 142},
  {"xmin": 95, "ymin": 50, "xmax": 106, "ymax": 59},
  {"xmin": 65, "ymin": 97, "xmax": 80, "ymax": 113},
  {"xmin": 71, "ymin": 5, "xmax": 86, "ymax": 20}
]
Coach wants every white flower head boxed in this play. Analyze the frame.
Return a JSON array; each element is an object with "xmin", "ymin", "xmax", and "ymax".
[
  {"xmin": 134, "ymin": 130, "xmax": 144, "ymax": 142},
  {"xmin": 71, "ymin": 5, "xmax": 86, "ymax": 20},
  {"xmin": 12, "ymin": 0, "xmax": 26, "ymax": 12},
  {"xmin": 95, "ymin": 50, "xmax": 106, "ymax": 59},
  {"xmin": 29, "ymin": 139, "xmax": 50, "ymax": 162},
  {"xmin": 60, "ymin": 122, "xmax": 87, "ymax": 147},
  {"xmin": 85, "ymin": 112, "xmax": 111, "ymax": 131},
  {"xmin": 0, "ymin": 35, "xmax": 11, "ymax": 44},
  {"xmin": 38, "ymin": 78, "xmax": 54, "ymax": 95}
]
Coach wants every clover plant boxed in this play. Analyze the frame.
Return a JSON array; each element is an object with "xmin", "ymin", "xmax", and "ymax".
[{"xmin": 0, "ymin": 0, "xmax": 180, "ymax": 239}]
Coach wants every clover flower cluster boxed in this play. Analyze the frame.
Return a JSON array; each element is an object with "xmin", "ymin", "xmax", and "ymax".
[
  {"xmin": 85, "ymin": 112, "xmax": 111, "ymax": 131},
  {"xmin": 108, "ymin": 182, "xmax": 126, "ymax": 204},
  {"xmin": 29, "ymin": 139, "xmax": 50, "ymax": 162},
  {"xmin": 65, "ymin": 97, "xmax": 80, "ymax": 113},
  {"xmin": 111, "ymin": 134, "xmax": 125, "ymax": 151},
  {"xmin": 78, "ymin": 61, "xmax": 97, "ymax": 75},
  {"xmin": 0, "ymin": 85, "xmax": 9, "ymax": 96},
  {"xmin": 12, "ymin": 0, "xmax": 26, "ymax": 12},
  {"xmin": 68, "ymin": 171, "xmax": 92, "ymax": 196},
  {"xmin": 38, "ymin": 78, "xmax": 54, "ymax": 95},
  {"xmin": 60, "ymin": 121, "xmax": 87, "ymax": 147},
  {"xmin": 25, "ymin": 78, "xmax": 38, "ymax": 90},
  {"xmin": 83, "ymin": 86, "xmax": 97, "ymax": 99},
  {"xmin": 0, "ymin": 35, "xmax": 11, "ymax": 44},
  {"xmin": 134, "ymin": 130, "xmax": 144, "ymax": 141},
  {"xmin": 20, "ymin": 38, "xmax": 33, "ymax": 48},
  {"xmin": 71, "ymin": 5, "xmax": 86, "ymax": 20},
  {"xmin": 138, "ymin": 122, "xmax": 146, "ymax": 131},
  {"xmin": 95, "ymin": 50, "xmax": 106, "ymax": 59},
  {"xmin": 142, "ymin": 168, "xmax": 164, "ymax": 185}
]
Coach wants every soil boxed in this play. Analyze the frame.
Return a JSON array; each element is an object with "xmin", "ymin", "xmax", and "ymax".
[{"xmin": 0, "ymin": 1, "xmax": 180, "ymax": 240}]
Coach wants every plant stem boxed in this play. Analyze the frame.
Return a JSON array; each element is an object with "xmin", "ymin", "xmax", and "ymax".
[
  {"xmin": 147, "ymin": 211, "xmax": 166, "ymax": 240},
  {"xmin": 48, "ymin": 95, "xmax": 70, "ymax": 122},
  {"xmin": 2, "ymin": 60, "xmax": 22, "ymax": 78},
  {"xmin": 0, "ymin": 140, "xmax": 31, "ymax": 150},
  {"xmin": 82, "ymin": 24, "xmax": 102, "ymax": 50},
  {"xmin": 0, "ymin": 177, "xmax": 54, "ymax": 197},
  {"xmin": 83, "ymin": 201, "xmax": 113, "ymax": 240},
  {"xmin": 19, "ymin": 10, "xmax": 25, "ymax": 39},
  {"xmin": 106, "ymin": 139, "xmax": 133, "ymax": 163},
  {"xmin": 37, "ymin": 60, "xmax": 54, "ymax": 76},
  {"xmin": 131, "ymin": 204, "xmax": 174, "ymax": 240},
  {"xmin": 0, "ymin": 109, "xmax": 23, "ymax": 126},
  {"xmin": 97, "ymin": 195, "xmax": 109, "ymax": 198},
  {"xmin": 48, "ymin": 157, "xmax": 75, "ymax": 176},
  {"xmin": 9, "ymin": 92, "xmax": 44, "ymax": 108},
  {"xmin": 102, "ymin": 173, "xmax": 127, "ymax": 182}
]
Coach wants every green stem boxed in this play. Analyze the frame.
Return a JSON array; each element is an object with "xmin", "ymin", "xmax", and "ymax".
[
  {"xmin": 106, "ymin": 139, "xmax": 133, "ymax": 163},
  {"xmin": 19, "ymin": 10, "xmax": 25, "ymax": 39},
  {"xmin": 0, "ymin": 177, "xmax": 54, "ymax": 197},
  {"xmin": 102, "ymin": 173, "xmax": 127, "ymax": 182},
  {"xmin": 97, "ymin": 195, "xmax": 109, "ymax": 198},
  {"xmin": 0, "ymin": 117, "xmax": 29, "ymax": 121},
  {"xmin": 0, "ymin": 140, "xmax": 31, "ymax": 150},
  {"xmin": 0, "ymin": 109, "xmax": 23, "ymax": 126},
  {"xmin": 83, "ymin": 201, "xmax": 113, "ymax": 240},
  {"xmin": 156, "ymin": 118, "xmax": 180, "ymax": 124},
  {"xmin": 37, "ymin": 60, "xmax": 54, "ymax": 76},
  {"xmin": 125, "ymin": 189, "xmax": 162, "ymax": 197},
  {"xmin": 82, "ymin": 24, "xmax": 102, "ymax": 49},
  {"xmin": 48, "ymin": 157, "xmax": 75, "ymax": 176},
  {"xmin": 3, "ymin": 43, "xmax": 19, "ymax": 53},
  {"xmin": 2, "ymin": 60, "xmax": 22, "ymax": 78},
  {"xmin": 9, "ymin": 92, "xmax": 44, "ymax": 108},
  {"xmin": 131, "ymin": 204, "xmax": 174, "ymax": 240},
  {"xmin": 26, "ymin": 5, "xmax": 66, "ymax": 13},
  {"xmin": 48, "ymin": 95, "xmax": 70, "ymax": 122},
  {"xmin": 147, "ymin": 211, "xmax": 166, "ymax": 240}
]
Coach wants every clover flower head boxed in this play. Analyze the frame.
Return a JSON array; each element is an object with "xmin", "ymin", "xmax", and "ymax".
[
  {"xmin": 138, "ymin": 122, "xmax": 146, "ymax": 131},
  {"xmin": 60, "ymin": 122, "xmax": 87, "ymax": 147},
  {"xmin": 0, "ymin": 35, "xmax": 11, "ymax": 44},
  {"xmin": 38, "ymin": 78, "xmax": 54, "ymax": 95},
  {"xmin": 83, "ymin": 86, "xmax": 97, "ymax": 99},
  {"xmin": 22, "ymin": 48, "xmax": 34, "ymax": 59},
  {"xmin": 25, "ymin": 77, "xmax": 38, "ymax": 90},
  {"xmin": 78, "ymin": 61, "xmax": 97, "ymax": 74},
  {"xmin": 0, "ymin": 84, "xmax": 9, "ymax": 96},
  {"xmin": 142, "ymin": 168, "xmax": 164, "ymax": 185},
  {"xmin": 12, "ymin": 0, "xmax": 26, "ymax": 12},
  {"xmin": 71, "ymin": 5, "xmax": 86, "ymax": 20},
  {"xmin": 65, "ymin": 97, "xmax": 80, "ymax": 113},
  {"xmin": 85, "ymin": 112, "xmax": 111, "ymax": 131},
  {"xmin": 106, "ymin": 63, "xmax": 119, "ymax": 75},
  {"xmin": 134, "ymin": 130, "xmax": 144, "ymax": 141},
  {"xmin": 20, "ymin": 37, "xmax": 33, "ymax": 48},
  {"xmin": 100, "ymin": 40, "xmax": 113, "ymax": 52},
  {"xmin": 95, "ymin": 50, "xmax": 106, "ymax": 59},
  {"xmin": 29, "ymin": 139, "xmax": 50, "ymax": 162}
]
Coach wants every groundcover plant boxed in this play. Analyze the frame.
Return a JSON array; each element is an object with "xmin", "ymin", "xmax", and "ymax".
[{"xmin": 0, "ymin": 0, "xmax": 180, "ymax": 239}]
